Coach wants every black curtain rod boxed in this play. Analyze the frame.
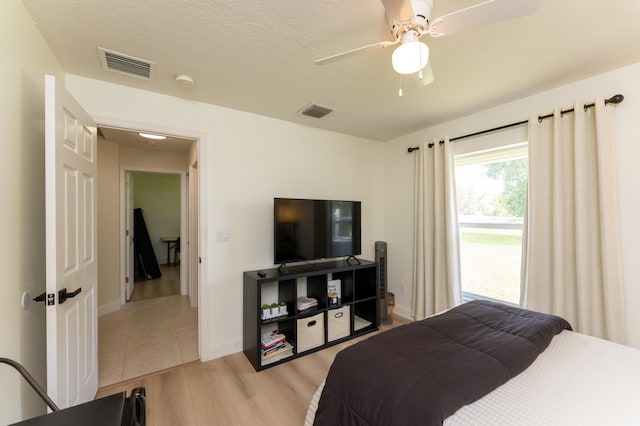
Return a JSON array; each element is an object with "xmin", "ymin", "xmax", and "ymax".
[{"xmin": 407, "ymin": 94, "xmax": 624, "ymax": 152}]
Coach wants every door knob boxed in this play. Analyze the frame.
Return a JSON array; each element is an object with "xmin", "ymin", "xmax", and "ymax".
[{"xmin": 58, "ymin": 287, "xmax": 82, "ymax": 304}]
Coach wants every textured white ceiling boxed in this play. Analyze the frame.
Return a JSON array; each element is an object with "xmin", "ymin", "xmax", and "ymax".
[{"xmin": 23, "ymin": 0, "xmax": 640, "ymax": 141}]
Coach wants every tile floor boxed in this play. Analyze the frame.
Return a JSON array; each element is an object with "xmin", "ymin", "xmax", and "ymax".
[{"xmin": 98, "ymin": 266, "xmax": 198, "ymax": 387}]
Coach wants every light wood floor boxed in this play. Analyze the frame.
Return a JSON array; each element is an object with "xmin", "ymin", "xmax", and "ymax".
[
  {"xmin": 98, "ymin": 264, "xmax": 198, "ymax": 387},
  {"xmin": 96, "ymin": 315, "xmax": 408, "ymax": 426}
]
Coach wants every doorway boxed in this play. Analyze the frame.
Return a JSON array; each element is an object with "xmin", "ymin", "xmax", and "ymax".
[
  {"xmin": 96, "ymin": 126, "xmax": 200, "ymax": 387},
  {"xmin": 129, "ymin": 171, "xmax": 181, "ymax": 300}
]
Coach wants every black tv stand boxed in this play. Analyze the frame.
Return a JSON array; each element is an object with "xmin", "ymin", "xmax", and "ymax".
[
  {"xmin": 345, "ymin": 255, "xmax": 361, "ymax": 265},
  {"xmin": 243, "ymin": 259, "xmax": 379, "ymax": 371}
]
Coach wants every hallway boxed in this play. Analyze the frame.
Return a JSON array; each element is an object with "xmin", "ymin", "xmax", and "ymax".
[{"xmin": 98, "ymin": 265, "xmax": 198, "ymax": 387}]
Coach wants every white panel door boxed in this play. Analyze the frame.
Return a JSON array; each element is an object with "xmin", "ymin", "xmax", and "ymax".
[{"xmin": 45, "ymin": 74, "xmax": 98, "ymax": 409}]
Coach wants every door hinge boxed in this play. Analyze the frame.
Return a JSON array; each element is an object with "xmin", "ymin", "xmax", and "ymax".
[
  {"xmin": 125, "ymin": 229, "xmax": 129, "ymax": 236},
  {"xmin": 125, "ymin": 277, "xmax": 129, "ymax": 283}
]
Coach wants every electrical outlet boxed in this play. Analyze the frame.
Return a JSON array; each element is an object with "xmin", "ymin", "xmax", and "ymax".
[{"xmin": 399, "ymin": 283, "xmax": 406, "ymax": 294}]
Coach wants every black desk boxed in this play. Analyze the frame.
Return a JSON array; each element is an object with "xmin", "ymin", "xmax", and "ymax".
[
  {"xmin": 13, "ymin": 392, "xmax": 124, "ymax": 426},
  {"xmin": 12, "ymin": 388, "xmax": 144, "ymax": 426},
  {"xmin": 1, "ymin": 357, "xmax": 144, "ymax": 426}
]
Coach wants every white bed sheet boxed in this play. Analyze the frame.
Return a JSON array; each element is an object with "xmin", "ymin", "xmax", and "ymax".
[{"xmin": 305, "ymin": 330, "xmax": 640, "ymax": 425}]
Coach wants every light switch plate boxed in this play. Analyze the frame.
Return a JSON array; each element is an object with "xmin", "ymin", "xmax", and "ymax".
[{"xmin": 216, "ymin": 231, "xmax": 230, "ymax": 242}]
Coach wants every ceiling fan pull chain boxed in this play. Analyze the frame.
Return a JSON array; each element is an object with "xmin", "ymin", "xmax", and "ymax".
[{"xmin": 418, "ymin": 45, "xmax": 424, "ymax": 80}]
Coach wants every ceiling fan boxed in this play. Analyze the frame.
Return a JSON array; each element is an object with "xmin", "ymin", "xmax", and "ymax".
[{"xmin": 315, "ymin": 0, "xmax": 542, "ymax": 87}]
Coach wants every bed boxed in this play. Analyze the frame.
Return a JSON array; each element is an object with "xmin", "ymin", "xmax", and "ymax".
[{"xmin": 305, "ymin": 300, "xmax": 640, "ymax": 425}]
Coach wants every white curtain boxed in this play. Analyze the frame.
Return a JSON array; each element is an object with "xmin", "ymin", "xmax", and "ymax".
[
  {"xmin": 522, "ymin": 98, "xmax": 627, "ymax": 344},
  {"xmin": 412, "ymin": 139, "xmax": 462, "ymax": 320}
]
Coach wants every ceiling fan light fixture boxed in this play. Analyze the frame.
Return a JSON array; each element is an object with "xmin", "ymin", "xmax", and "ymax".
[
  {"xmin": 392, "ymin": 39, "xmax": 429, "ymax": 75},
  {"xmin": 391, "ymin": 31, "xmax": 429, "ymax": 75}
]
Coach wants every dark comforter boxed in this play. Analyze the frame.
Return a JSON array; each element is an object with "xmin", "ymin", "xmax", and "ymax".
[{"xmin": 314, "ymin": 300, "xmax": 572, "ymax": 426}]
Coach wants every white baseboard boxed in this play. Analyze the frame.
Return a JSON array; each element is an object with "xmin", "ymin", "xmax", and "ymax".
[
  {"xmin": 98, "ymin": 300, "xmax": 122, "ymax": 317},
  {"xmin": 393, "ymin": 303, "xmax": 412, "ymax": 321},
  {"xmin": 201, "ymin": 339, "xmax": 242, "ymax": 362}
]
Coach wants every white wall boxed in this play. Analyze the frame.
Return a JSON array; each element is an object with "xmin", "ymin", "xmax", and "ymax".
[
  {"xmin": 120, "ymin": 145, "xmax": 188, "ymax": 171},
  {"xmin": 97, "ymin": 137, "xmax": 121, "ymax": 314},
  {"xmin": 383, "ymin": 62, "xmax": 640, "ymax": 347},
  {"xmin": 0, "ymin": 0, "xmax": 65, "ymax": 422},
  {"xmin": 66, "ymin": 75, "xmax": 385, "ymax": 360},
  {"xmin": 132, "ymin": 172, "xmax": 181, "ymax": 265}
]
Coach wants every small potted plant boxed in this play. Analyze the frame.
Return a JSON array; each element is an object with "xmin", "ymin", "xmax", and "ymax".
[
  {"xmin": 279, "ymin": 301, "xmax": 288, "ymax": 316},
  {"xmin": 270, "ymin": 302, "xmax": 280, "ymax": 318},
  {"xmin": 261, "ymin": 304, "xmax": 271, "ymax": 320}
]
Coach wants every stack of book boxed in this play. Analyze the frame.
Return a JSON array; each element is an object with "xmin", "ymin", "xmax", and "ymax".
[
  {"xmin": 327, "ymin": 279, "xmax": 341, "ymax": 307},
  {"xmin": 261, "ymin": 331, "xmax": 293, "ymax": 365},
  {"xmin": 296, "ymin": 296, "xmax": 318, "ymax": 311}
]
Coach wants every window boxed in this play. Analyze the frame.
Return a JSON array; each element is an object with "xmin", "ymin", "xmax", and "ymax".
[{"xmin": 455, "ymin": 143, "xmax": 527, "ymax": 305}]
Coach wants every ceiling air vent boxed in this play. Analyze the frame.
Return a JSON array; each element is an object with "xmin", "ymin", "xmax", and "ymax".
[
  {"xmin": 98, "ymin": 47, "xmax": 155, "ymax": 80},
  {"xmin": 298, "ymin": 103, "xmax": 334, "ymax": 119}
]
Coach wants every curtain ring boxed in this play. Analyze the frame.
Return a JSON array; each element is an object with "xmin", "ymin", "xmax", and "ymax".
[
  {"xmin": 537, "ymin": 116, "xmax": 543, "ymax": 123},
  {"xmin": 428, "ymin": 143, "xmax": 434, "ymax": 149},
  {"xmin": 584, "ymin": 104, "xmax": 589, "ymax": 112}
]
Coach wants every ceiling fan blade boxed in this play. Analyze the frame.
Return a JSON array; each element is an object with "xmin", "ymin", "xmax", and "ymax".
[
  {"xmin": 314, "ymin": 40, "xmax": 397, "ymax": 65},
  {"xmin": 431, "ymin": 0, "xmax": 542, "ymax": 37},
  {"xmin": 413, "ymin": 62, "xmax": 434, "ymax": 87},
  {"xmin": 381, "ymin": 0, "xmax": 415, "ymax": 22}
]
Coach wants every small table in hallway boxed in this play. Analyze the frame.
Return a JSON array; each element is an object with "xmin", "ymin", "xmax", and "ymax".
[{"xmin": 161, "ymin": 236, "xmax": 178, "ymax": 266}]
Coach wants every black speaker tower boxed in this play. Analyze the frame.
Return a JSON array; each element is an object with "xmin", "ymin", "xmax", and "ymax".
[{"xmin": 376, "ymin": 241, "xmax": 392, "ymax": 325}]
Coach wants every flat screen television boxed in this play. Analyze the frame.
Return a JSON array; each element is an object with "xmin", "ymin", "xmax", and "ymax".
[{"xmin": 274, "ymin": 198, "xmax": 361, "ymax": 264}]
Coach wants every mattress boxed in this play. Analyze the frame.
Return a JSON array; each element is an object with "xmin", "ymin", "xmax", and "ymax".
[{"xmin": 306, "ymin": 330, "xmax": 640, "ymax": 425}]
